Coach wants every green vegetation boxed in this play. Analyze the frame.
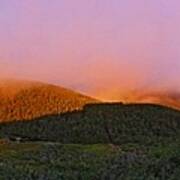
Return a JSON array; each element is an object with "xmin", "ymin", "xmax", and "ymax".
[
  {"xmin": 0, "ymin": 103, "xmax": 180, "ymax": 179},
  {"xmin": 1, "ymin": 103, "xmax": 180, "ymax": 145},
  {"xmin": 1, "ymin": 142, "xmax": 180, "ymax": 179}
]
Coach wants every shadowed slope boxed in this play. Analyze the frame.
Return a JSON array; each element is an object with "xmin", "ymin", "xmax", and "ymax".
[
  {"xmin": 0, "ymin": 79, "xmax": 97, "ymax": 122},
  {"xmin": 1, "ymin": 103, "xmax": 180, "ymax": 145}
]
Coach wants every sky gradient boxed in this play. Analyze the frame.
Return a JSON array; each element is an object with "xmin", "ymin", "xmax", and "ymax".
[{"xmin": 1, "ymin": 0, "xmax": 180, "ymax": 100}]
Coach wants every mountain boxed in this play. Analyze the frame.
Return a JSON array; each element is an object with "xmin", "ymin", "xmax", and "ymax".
[
  {"xmin": 0, "ymin": 79, "xmax": 97, "ymax": 122},
  {"xmin": 1, "ymin": 81, "xmax": 180, "ymax": 179},
  {"xmin": 1, "ymin": 103, "xmax": 180, "ymax": 179}
]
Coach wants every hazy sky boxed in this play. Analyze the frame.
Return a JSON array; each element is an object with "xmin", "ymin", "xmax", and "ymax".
[{"xmin": 1, "ymin": 0, "xmax": 180, "ymax": 100}]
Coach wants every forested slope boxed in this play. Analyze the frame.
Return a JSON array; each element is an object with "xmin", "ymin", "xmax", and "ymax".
[
  {"xmin": 1, "ymin": 103, "xmax": 180, "ymax": 145},
  {"xmin": 0, "ymin": 79, "xmax": 96, "ymax": 122},
  {"xmin": 1, "ymin": 103, "xmax": 180, "ymax": 179}
]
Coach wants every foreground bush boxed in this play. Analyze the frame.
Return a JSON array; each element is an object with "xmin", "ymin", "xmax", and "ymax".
[{"xmin": 0, "ymin": 142, "xmax": 180, "ymax": 180}]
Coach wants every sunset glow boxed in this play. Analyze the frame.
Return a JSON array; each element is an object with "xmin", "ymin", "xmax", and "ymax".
[{"xmin": 1, "ymin": 0, "xmax": 180, "ymax": 101}]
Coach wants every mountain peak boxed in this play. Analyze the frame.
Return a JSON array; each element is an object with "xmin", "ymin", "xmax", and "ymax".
[{"xmin": 0, "ymin": 79, "xmax": 97, "ymax": 122}]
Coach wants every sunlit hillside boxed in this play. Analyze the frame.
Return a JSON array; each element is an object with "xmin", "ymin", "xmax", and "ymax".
[
  {"xmin": 0, "ymin": 79, "xmax": 97, "ymax": 122},
  {"xmin": 97, "ymin": 89, "xmax": 180, "ymax": 110},
  {"xmin": 122, "ymin": 90, "xmax": 180, "ymax": 110}
]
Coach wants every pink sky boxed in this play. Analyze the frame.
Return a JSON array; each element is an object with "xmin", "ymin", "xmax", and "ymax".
[{"xmin": 1, "ymin": 0, "xmax": 180, "ymax": 100}]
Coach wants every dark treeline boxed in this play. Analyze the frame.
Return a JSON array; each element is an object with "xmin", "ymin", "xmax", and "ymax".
[{"xmin": 0, "ymin": 103, "xmax": 180, "ymax": 145}]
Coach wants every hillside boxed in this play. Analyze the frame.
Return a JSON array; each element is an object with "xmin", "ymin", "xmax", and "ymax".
[
  {"xmin": 0, "ymin": 79, "xmax": 97, "ymax": 122},
  {"xmin": 1, "ymin": 103, "xmax": 180, "ymax": 144},
  {"xmin": 1, "ymin": 103, "xmax": 180, "ymax": 179},
  {"xmin": 1, "ymin": 80, "xmax": 180, "ymax": 179}
]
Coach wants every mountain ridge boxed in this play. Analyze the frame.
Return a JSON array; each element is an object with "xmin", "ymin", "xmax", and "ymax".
[
  {"xmin": 0, "ymin": 78, "xmax": 180, "ymax": 122},
  {"xmin": 123, "ymin": 90, "xmax": 180, "ymax": 110}
]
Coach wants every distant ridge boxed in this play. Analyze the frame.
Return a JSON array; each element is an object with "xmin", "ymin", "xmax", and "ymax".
[
  {"xmin": 121, "ymin": 90, "xmax": 180, "ymax": 110},
  {"xmin": 0, "ymin": 79, "xmax": 97, "ymax": 122}
]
